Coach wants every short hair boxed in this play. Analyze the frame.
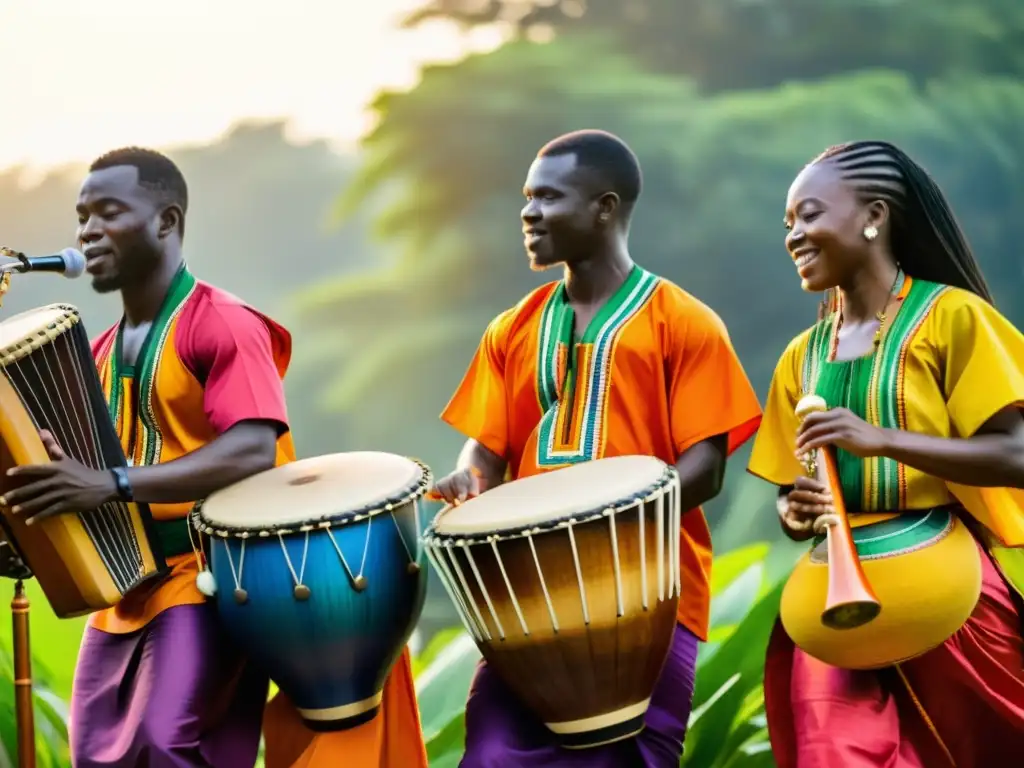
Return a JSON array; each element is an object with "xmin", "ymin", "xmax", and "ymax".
[
  {"xmin": 538, "ymin": 130, "xmax": 643, "ymax": 206},
  {"xmin": 89, "ymin": 147, "xmax": 189, "ymax": 233},
  {"xmin": 812, "ymin": 141, "xmax": 992, "ymax": 306}
]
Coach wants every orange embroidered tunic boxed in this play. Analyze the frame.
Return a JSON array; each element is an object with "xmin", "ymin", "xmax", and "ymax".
[{"xmin": 441, "ymin": 265, "xmax": 763, "ymax": 640}]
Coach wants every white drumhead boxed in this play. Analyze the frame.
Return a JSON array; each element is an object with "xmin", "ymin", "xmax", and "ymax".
[
  {"xmin": 434, "ymin": 455, "xmax": 669, "ymax": 536},
  {"xmin": 0, "ymin": 305, "xmax": 78, "ymax": 352},
  {"xmin": 198, "ymin": 451, "xmax": 426, "ymax": 530}
]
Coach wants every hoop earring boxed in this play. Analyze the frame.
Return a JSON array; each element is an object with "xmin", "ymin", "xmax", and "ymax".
[{"xmin": 863, "ymin": 225, "xmax": 878, "ymax": 241}]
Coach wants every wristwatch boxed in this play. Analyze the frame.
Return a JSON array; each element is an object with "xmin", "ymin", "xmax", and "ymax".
[{"xmin": 111, "ymin": 466, "xmax": 134, "ymax": 502}]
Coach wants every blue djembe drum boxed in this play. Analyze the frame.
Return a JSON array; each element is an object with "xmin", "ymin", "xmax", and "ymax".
[{"xmin": 191, "ymin": 451, "xmax": 431, "ymax": 731}]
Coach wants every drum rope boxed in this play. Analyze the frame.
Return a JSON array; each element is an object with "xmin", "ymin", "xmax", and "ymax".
[
  {"xmin": 444, "ymin": 545, "xmax": 492, "ymax": 641},
  {"xmin": 424, "ymin": 545, "xmax": 482, "ymax": 641},
  {"xmin": 567, "ymin": 524, "xmax": 591, "ymax": 625},
  {"xmin": 223, "ymin": 537, "xmax": 247, "ymax": 591},
  {"xmin": 462, "ymin": 546, "xmax": 506, "ymax": 639},
  {"xmin": 1, "ymin": 329, "xmax": 144, "ymax": 591},
  {"xmin": 667, "ymin": 481, "xmax": 678, "ymax": 598},
  {"xmin": 277, "ymin": 532, "xmax": 309, "ymax": 591},
  {"xmin": 671, "ymin": 476, "xmax": 682, "ymax": 597},
  {"xmin": 185, "ymin": 519, "xmax": 208, "ymax": 570},
  {"xmin": 388, "ymin": 501, "xmax": 419, "ymax": 567},
  {"xmin": 608, "ymin": 511, "xmax": 624, "ymax": 618},
  {"xmin": 325, "ymin": 528, "xmax": 358, "ymax": 585},
  {"xmin": 356, "ymin": 517, "xmax": 371, "ymax": 577},
  {"xmin": 656, "ymin": 493, "xmax": 665, "ymax": 602},
  {"xmin": 324, "ymin": 513, "xmax": 372, "ymax": 588},
  {"xmin": 637, "ymin": 499, "xmax": 648, "ymax": 610},
  {"xmin": 425, "ymin": 548, "xmax": 481, "ymax": 643},
  {"xmin": 488, "ymin": 539, "xmax": 529, "ymax": 636},
  {"xmin": 526, "ymin": 534, "xmax": 560, "ymax": 633}
]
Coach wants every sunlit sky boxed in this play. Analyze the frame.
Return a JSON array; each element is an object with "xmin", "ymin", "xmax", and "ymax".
[{"xmin": 1, "ymin": 0, "xmax": 502, "ymax": 175}]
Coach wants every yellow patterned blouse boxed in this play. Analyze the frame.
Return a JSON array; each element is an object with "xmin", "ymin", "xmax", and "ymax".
[{"xmin": 748, "ymin": 276, "xmax": 1024, "ymax": 548}]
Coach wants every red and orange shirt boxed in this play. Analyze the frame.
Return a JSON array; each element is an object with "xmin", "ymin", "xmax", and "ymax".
[{"xmin": 89, "ymin": 265, "xmax": 295, "ymax": 633}]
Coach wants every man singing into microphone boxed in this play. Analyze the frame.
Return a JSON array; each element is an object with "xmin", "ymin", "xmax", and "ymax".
[{"xmin": 0, "ymin": 147, "xmax": 427, "ymax": 767}]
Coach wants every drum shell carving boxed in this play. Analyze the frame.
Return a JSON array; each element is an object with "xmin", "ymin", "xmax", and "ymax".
[{"xmin": 780, "ymin": 508, "xmax": 982, "ymax": 670}]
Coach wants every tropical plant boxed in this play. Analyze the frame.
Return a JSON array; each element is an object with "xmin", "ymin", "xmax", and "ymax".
[
  {"xmin": 0, "ymin": 642, "xmax": 70, "ymax": 768},
  {"xmin": 0, "ymin": 539, "xmax": 794, "ymax": 767},
  {"xmin": 415, "ymin": 541, "xmax": 795, "ymax": 767},
  {"xmin": 293, "ymin": 32, "xmax": 1024, "ymax": 548}
]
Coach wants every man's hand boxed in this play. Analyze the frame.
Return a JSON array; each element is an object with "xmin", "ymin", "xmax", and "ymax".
[
  {"xmin": 0, "ymin": 430, "xmax": 117, "ymax": 525},
  {"xmin": 428, "ymin": 467, "xmax": 481, "ymax": 505}
]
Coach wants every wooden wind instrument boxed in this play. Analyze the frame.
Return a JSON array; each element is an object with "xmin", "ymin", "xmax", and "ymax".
[{"xmin": 795, "ymin": 394, "xmax": 882, "ymax": 629}]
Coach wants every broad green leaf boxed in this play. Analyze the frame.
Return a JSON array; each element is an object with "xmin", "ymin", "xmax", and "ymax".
[
  {"xmin": 709, "ymin": 563, "xmax": 764, "ymax": 629},
  {"xmin": 412, "ymin": 626, "xmax": 466, "ymax": 677},
  {"xmin": 425, "ymin": 711, "xmax": 467, "ymax": 765},
  {"xmin": 415, "ymin": 632, "xmax": 481, "ymax": 743},
  {"xmin": 691, "ymin": 578, "xmax": 785, "ymax": 713},
  {"xmin": 684, "ymin": 673, "xmax": 748, "ymax": 767},
  {"xmin": 709, "ymin": 543, "xmax": 771, "ymax": 596}
]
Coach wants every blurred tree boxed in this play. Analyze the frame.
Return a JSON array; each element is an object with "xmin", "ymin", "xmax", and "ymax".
[
  {"xmin": 294, "ymin": 37, "xmax": 1024, "ymax": 546},
  {"xmin": 0, "ymin": 120, "xmax": 372, "ymax": 328},
  {"xmin": 404, "ymin": 0, "xmax": 1024, "ymax": 91},
  {"xmin": 0, "ymin": 120, "xmax": 377, "ymax": 460}
]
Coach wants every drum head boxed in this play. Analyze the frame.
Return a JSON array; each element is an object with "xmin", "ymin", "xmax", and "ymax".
[
  {"xmin": 434, "ymin": 455, "xmax": 669, "ymax": 536},
  {"xmin": 198, "ymin": 451, "xmax": 427, "ymax": 532},
  {"xmin": 0, "ymin": 304, "xmax": 78, "ymax": 359}
]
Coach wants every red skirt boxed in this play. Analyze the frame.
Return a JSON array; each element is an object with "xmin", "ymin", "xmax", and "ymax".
[{"xmin": 764, "ymin": 542, "xmax": 1024, "ymax": 767}]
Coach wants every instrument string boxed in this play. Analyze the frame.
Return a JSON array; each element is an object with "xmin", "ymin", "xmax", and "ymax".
[
  {"xmin": 1, "ymin": 323, "xmax": 147, "ymax": 593},
  {"xmin": 25, "ymin": 341, "xmax": 135, "ymax": 588},
  {"xmin": 63, "ymin": 335, "xmax": 145, "ymax": 573}
]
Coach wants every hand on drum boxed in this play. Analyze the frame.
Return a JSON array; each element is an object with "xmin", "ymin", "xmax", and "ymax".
[
  {"xmin": 428, "ymin": 467, "xmax": 481, "ymax": 505},
  {"xmin": 778, "ymin": 476, "xmax": 833, "ymax": 536},
  {"xmin": 0, "ymin": 430, "xmax": 118, "ymax": 524}
]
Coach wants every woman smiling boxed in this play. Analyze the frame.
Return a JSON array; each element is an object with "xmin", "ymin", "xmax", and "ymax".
[{"xmin": 748, "ymin": 141, "xmax": 1024, "ymax": 767}]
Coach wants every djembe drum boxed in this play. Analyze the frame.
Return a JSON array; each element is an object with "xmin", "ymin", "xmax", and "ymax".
[
  {"xmin": 191, "ymin": 451, "xmax": 431, "ymax": 731},
  {"xmin": 423, "ymin": 455, "xmax": 682, "ymax": 749},
  {"xmin": 0, "ymin": 304, "xmax": 167, "ymax": 618}
]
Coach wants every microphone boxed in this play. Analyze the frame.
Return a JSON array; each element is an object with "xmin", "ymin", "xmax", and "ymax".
[{"xmin": 0, "ymin": 248, "xmax": 87, "ymax": 278}]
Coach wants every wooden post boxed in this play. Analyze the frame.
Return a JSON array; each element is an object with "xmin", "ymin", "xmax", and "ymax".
[{"xmin": 12, "ymin": 580, "xmax": 35, "ymax": 768}]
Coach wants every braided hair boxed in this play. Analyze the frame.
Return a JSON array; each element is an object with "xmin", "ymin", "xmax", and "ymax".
[{"xmin": 809, "ymin": 141, "xmax": 993, "ymax": 319}]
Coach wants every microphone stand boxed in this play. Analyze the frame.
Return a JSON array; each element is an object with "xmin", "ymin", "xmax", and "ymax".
[
  {"xmin": 0, "ymin": 247, "xmax": 30, "ymax": 275},
  {"xmin": 0, "ymin": 258, "xmax": 37, "ymax": 768}
]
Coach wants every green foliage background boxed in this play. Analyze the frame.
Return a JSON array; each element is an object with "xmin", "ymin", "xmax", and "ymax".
[{"xmin": 3, "ymin": 1, "xmax": 1023, "ymax": 765}]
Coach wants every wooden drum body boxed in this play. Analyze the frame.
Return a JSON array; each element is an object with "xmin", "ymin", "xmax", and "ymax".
[
  {"xmin": 780, "ymin": 507, "xmax": 982, "ymax": 670},
  {"xmin": 192, "ymin": 452, "xmax": 431, "ymax": 731},
  {"xmin": 0, "ymin": 305, "xmax": 166, "ymax": 618},
  {"xmin": 423, "ymin": 456, "xmax": 682, "ymax": 749}
]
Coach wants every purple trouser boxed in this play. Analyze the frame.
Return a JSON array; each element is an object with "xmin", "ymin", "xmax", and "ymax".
[
  {"xmin": 461, "ymin": 623, "xmax": 700, "ymax": 767},
  {"xmin": 69, "ymin": 603, "xmax": 268, "ymax": 768}
]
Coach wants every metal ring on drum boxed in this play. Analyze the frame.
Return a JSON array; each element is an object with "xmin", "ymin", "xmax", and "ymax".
[
  {"xmin": 780, "ymin": 506, "xmax": 982, "ymax": 670},
  {"xmin": 423, "ymin": 455, "xmax": 682, "ymax": 750},
  {"xmin": 191, "ymin": 451, "xmax": 432, "ymax": 731}
]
